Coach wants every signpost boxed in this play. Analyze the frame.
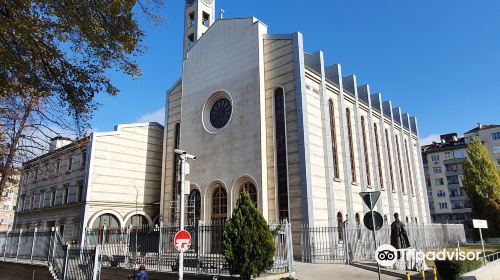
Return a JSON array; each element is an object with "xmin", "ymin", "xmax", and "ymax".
[
  {"xmin": 359, "ymin": 191, "xmax": 382, "ymax": 280},
  {"xmin": 472, "ymin": 219, "xmax": 488, "ymax": 265}
]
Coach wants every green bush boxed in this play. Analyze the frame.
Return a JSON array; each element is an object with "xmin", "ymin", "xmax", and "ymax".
[
  {"xmin": 435, "ymin": 259, "xmax": 483, "ymax": 280},
  {"xmin": 223, "ymin": 191, "xmax": 276, "ymax": 279}
]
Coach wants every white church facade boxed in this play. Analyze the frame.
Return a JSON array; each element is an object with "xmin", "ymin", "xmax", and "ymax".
[{"xmin": 161, "ymin": 0, "xmax": 432, "ymax": 235}]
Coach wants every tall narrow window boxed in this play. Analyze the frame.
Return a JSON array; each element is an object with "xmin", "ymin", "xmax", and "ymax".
[
  {"xmin": 171, "ymin": 123, "xmax": 181, "ymax": 222},
  {"xmin": 50, "ymin": 189, "xmax": 56, "ymax": 207},
  {"xmin": 395, "ymin": 135, "xmax": 406, "ymax": 193},
  {"xmin": 211, "ymin": 185, "xmax": 227, "ymax": 223},
  {"xmin": 373, "ymin": 124, "xmax": 384, "ymax": 189},
  {"xmin": 188, "ymin": 189, "xmax": 201, "ymax": 224},
  {"xmin": 385, "ymin": 129, "xmax": 395, "ymax": 192},
  {"xmin": 328, "ymin": 99, "xmax": 340, "ymax": 178},
  {"xmin": 346, "ymin": 108, "xmax": 356, "ymax": 182},
  {"xmin": 404, "ymin": 140, "xmax": 414, "ymax": 196},
  {"xmin": 361, "ymin": 116, "xmax": 371, "ymax": 185},
  {"xmin": 62, "ymin": 186, "xmax": 69, "ymax": 205},
  {"xmin": 240, "ymin": 182, "xmax": 257, "ymax": 207},
  {"xmin": 275, "ymin": 88, "xmax": 289, "ymax": 220},
  {"xmin": 337, "ymin": 212, "xmax": 344, "ymax": 241}
]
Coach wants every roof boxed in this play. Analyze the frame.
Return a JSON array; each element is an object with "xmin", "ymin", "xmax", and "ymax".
[
  {"xmin": 421, "ymin": 136, "xmax": 467, "ymax": 154},
  {"xmin": 464, "ymin": 124, "xmax": 500, "ymax": 134}
]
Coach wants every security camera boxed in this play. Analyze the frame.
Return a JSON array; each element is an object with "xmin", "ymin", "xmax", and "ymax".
[
  {"xmin": 174, "ymin": 149, "xmax": 186, "ymax": 155},
  {"xmin": 186, "ymin": 154, "xmax": 196, "ymax": 160}
]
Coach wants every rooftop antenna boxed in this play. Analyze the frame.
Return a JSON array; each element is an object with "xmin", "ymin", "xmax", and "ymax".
[{"xmin": 219, "ymin": 9, "xmax": 225, "ymax": 19}]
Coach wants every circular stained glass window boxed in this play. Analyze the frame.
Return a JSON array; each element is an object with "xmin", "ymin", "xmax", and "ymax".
[{"xmin": 209, "ymin": 98, "xmax": 232, "ymax": 129}]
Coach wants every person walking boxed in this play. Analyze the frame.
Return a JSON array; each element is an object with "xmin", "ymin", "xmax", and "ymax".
[{"xmin": 135, "ymin": 265, "xmax": 148, "ymax": 280}]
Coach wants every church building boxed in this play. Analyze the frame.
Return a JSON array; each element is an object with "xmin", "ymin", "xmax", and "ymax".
[{"xmin": 161, "ymin": 0, "xmax": 432, "ymax": 236}]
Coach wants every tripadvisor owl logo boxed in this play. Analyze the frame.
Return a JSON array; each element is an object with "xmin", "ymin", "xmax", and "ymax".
[{"xmin": 375, "ymin": 244, "xmax": 481, "ymax": 266}]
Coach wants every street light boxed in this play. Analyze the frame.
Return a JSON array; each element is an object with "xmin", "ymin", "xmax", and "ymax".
[{"xmin": 174, "ymin": 149, "xmax": 196, "ymax": 280}]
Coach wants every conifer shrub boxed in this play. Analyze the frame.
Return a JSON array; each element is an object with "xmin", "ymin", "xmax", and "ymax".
[
  {"xmin": 435, "ymin": 259, "xmax": 483, "ymax": 280},
  {"xmin": 223, "ymin": 191, "xmax": 276, "ymax": 279}
]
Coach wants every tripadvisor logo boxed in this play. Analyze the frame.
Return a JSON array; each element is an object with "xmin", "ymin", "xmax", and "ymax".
[{"xmin": 375, "ymin": 244, "xmax": 481, "ymax": 266}]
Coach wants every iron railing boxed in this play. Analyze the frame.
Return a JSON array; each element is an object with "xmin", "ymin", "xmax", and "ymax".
[{"xmin": 301, "ymin": 223, "xmax": 466, "ymax": 263}]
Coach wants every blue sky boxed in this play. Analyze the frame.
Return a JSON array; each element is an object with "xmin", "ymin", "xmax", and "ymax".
[{"xmin": 91, "ymin": 0, "xmax": 500, "ymax": 144}]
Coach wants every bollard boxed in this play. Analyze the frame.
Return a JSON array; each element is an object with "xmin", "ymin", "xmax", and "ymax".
[
  {"xmin": 433, "ymin": 267, "xmax": 437, "ymax": 280},
  {"xmin": 406, "ymin": 272, "xmax": 411, "ymax": 280},
  {"xmin": 421, "ymin": 270, "xmax": 425, "ymax": 280}
]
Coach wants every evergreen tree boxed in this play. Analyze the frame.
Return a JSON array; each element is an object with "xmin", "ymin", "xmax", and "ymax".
[
  {"xmin": 223, "ymin": 191, "xmax": 276, "ymax": 279},
  {"xmin": 463, "ymin": 137, "xmax": 500, "ymax": 237}
]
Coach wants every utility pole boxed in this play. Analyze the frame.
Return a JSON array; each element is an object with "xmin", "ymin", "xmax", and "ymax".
[{"xmin": 174, "ymin": 149, "xmax": 196, "ymax": 280}]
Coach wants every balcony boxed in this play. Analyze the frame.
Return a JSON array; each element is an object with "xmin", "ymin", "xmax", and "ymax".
[
  {"xmin": 445, "ymin": 169, "xmax": 463, "ymax": 176},
  {"xmin": 450, "ymin": 208, "xmax": 472, "ymax": 214},
  {"xmin": 449, "ymin": 194, "xmax": 468, "ymax": 201},
  {"xmin": 444, "ymin": 158, "xmax": 466, "ymax": 165}
]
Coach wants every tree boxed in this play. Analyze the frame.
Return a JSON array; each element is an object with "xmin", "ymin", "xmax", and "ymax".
[
  {"xmin": 462, "ymin": 137, "xmax": 500, "ymax": 237},
  {"xmin": 0, "ymin": 0, "xmax": 163, "ymax": 193},
  {"xmin": 223, "ymin": 191, "xmax": 276, "ymax": 279}
]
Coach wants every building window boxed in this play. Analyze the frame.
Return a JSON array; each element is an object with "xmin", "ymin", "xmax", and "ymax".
[
  {"xmin": 328, "ymin": 99, "xmax": 340, "ymax": 178},
  {"xmin": 395, "ymin": 136, "xmax": 405, "ymax": 193},
  {"xmin": 432, "ymin": 167, "xmax": 442, "ymax": 173},
  {"xmin": 360, "ymin": 116, "xmax": 371, "ymax": 186},
  {"xmin": 77, "ymin": 185, "xmax": 83, "ymax": 203},
  {"xmin": 126, "ymin": 215, "xmax": 147, "ymax": 228},
  {"xmin": 171, "ymin": 123, "xmax": 181, "ymax": 222},
  {"xmin": 275, "ymin": 88, "xmax": 289, "ymax": 220},
  {"xmin": 337, "ymin": 212, "xmax": 344, "ymax": 241},
  {"xmin": 62, "ymin": 186, "xmax": 69, "ymax": 205},
  {"xmin": 454, "ymin": 150, "xmax": 466, "ymax": 158},
  {"xmin": 50, "ymin": 189, "xmax": 56, "ymax": 207},
  {"xmin": 202, "ymin": 12, "xmax": 210, "ymax": 27},
  {"xmin": 209, "ymin": 98, "xmax": 232, "ymax": 129},
  {"xmin": 346, "ymin": 108, "xmax": 356, "ymax": 183},
  {"xmin": 385, "ymin": 129, "xmax": 395, "ymax": 192},
  {"xmin": 447, "ymin": 175, "xmax": 460, "ymax": 184},
  {"xmin": 188, "ymin": 189, "xmax": 201, "ymax": 224},
  {"xmin": 430, "ymin": 154, "xmax": 440, "ymax": 162},
  {"xmin": 81, "ymin": 151, "xmax": 86, "ymax": 168},
  {"xmin": 436, "ymin": 190, "xmax": 446, "ymax": 197},
  {"xmin": 433, "ymin": 178, "xmax": 444, "ymax": 185},
  {"xmin": 39, "ymin": 192, "xmax": 45, "ymax": 208},
  {"xmin": 497, "ymin": 158, "xmax": 500, "ymax": 166},
  {"xmin": 404, "ymin": 140, "xmax": 414, "ymax": 195},
  {"xmin": 93, "ymin": 214, "xmax": 120, "ymax": 229},
  {"xmin": 444, "ymin": 152, "xmax": 451, "ymax": 159},
  {"xmin": 211, "ymin": 185, "xmax": 227, "ymax": 223},
  {"xmin": 373, "ymin": 124, "xmax": 384, "ymax": 189},
  {"xmin": 188, "ymin": 33, "xmax": 195, "ymax": 49},
  {"xmin": 493, "ymin": 146, "xmax": 500, "ymax": 154},
  {"xmin": 30, "ymin": 194, "xmax": 35, "ymax": 210},
  {"xmin": 55, "ymin": 160, "xmax": 61, "ymax": 174},
  {"xmin": 189, "ymin": 12, "xmax": 195, "ymax": 27},
  {"xmin": 427, "ymin": 191, "xmax": 432, "ymax": 197},
  {"xmin": 491, "ymin": 132, "xmax": 500, "ymax": 140},
  {"xmin": 239, "ymin": 182, "xmax": 257, "ymax": 207},
  {"xmin": 34, "ymin": 168, "xmax": 39, "ymax": 182},
  {"xmin": 438, "ymin": 203, "xmax": 448, "ymax": 209},
  {"xmin": 67, "ymin": 157, "xmax": 73, "ymax": 172}
]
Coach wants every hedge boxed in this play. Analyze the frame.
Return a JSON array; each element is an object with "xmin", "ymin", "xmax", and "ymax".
[{"xmin": 435, "ymin": 259, "xmax": 483, "ymax": 280}]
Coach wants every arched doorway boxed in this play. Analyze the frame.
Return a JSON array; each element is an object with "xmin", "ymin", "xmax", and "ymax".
[
  {"xmin": 188, "ymin": 189, "xmax": 201, "ymax": 225},
  {"xmin": 239, "ymin": 181, "xmax": 257, "ymax": 207}
]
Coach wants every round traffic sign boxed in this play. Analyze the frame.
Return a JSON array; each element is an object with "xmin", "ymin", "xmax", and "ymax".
[
  {"xmin": 174, "ymin": 230, "xmax": 192, "ymax": 253},
  {"xmin": 363, "ymin": 211, "xmax": 383, "ymax": 231}
]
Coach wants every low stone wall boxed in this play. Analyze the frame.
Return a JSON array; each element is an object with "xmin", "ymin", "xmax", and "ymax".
[
  {"xmin": 0, "ymin": 261, "xmax": 52, "ymax": 280},
  {"xmin": 459, "ymin": 261, "xmax": 500, "ymax": 280}
]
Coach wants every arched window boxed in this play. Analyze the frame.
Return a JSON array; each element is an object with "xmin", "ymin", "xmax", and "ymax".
[
  {"xmin": 328, "ymin": 99, "xmax": 340, "ymax": 178},
  {"xmin": 211, "ymin": 185, "xmax": 227, "ymax": 223},
  {"xmin": 239, "ymin": 181, "xmax": 257, "ymax": 207},
  {"xmin": 337, "ymin": 212, "xmax": 344, "ymax": 241},
  {"xmin": 188, "ymin": 189, "xmax": 201, "ymax": 224},
  {"xmin": 404, "ymin": 140, "xmax": 414, "ymax": 196},
  {"xmin": 361, "ymin": 116, "xmax": 371, "ymax": 185},
  {"xmin": 275, "ymin": 88, "xmax": 289, "ymax": 220},
  {"xmin": 395, "ymin": 135, "xmax": 406, "ymax": 193},
  {"xmin": 373, "ymin": 124, "xmax": 384, "ymax": 189},
  {"xmin": 385, "ymin": 129, "xmax": 395, "ymax": 192},
  {"xmin": 92, "ymin": 213, "xmax": 120, "ymax": 229},
  {"xmin": 346, "ymin": 108, "xmax": 356, "ymax": 182},
  {"xmin": 126, "ymin": 214, "xmax": 148, "ymax": 228}
]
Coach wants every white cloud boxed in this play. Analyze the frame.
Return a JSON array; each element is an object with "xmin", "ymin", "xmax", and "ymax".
[
  {"xmin": 136, "ymin": 108, "xmax": 165, "ymax": 124},
  {"xmin": 419, "ymin": 134, "xmax": 440, "ymax": 145}
]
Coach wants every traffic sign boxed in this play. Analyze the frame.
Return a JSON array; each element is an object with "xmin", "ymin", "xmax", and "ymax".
[
  {"xmin": 359, "ymin": 191, "xmax": 381, "ymax": 210},
  {"xmin": 363, "ymin": 211, "xmax": 383, "ymax": 231},
  {"xmin": 174, "ymin": 230, "xmax": 192, "ymax": 253},
  {"xmin": 472, "ymin": 219, "xmax": 488, "ymax": 229}
]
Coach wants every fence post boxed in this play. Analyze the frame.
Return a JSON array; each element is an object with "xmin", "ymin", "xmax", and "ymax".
[
  {"xmin": 3, "ymin": 230, "xmax": 9, "ymax": 261},
  {"xmin": 157, "ymin": 221, "xmax": 163, "ymax": 272},
  {"xmin": 92, "ymin": 245, "xmax": 100, "ymax": 280},
  {"xmin": 52, "ymin": 227, "xmax": 59, "ymax": 261},
  {"xmin": 124, "ymin": 226, "xmax": 130, "ymax": 267},
  {"xmin": 30, "ymin": 227, "xmax": 37, "ymax": 264},
  {"xmin": 63, "ymin": 244, "xmax": 70, "ymax": 280},
  {"xmin": 15, "ymin": 229, "xmax": 23, "ymax": 262},
  {"xmin": 286, "ymin": 222, "xmax": 294, "ymax": 272}
]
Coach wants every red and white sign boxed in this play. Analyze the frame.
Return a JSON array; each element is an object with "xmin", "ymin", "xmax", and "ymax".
[{"xmin": 174, "ymin": 230, "xmax": 192, "ymax": 253}]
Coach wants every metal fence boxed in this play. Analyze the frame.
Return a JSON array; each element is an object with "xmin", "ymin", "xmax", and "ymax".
[
  {"xmin": 0, "ymin": 228, "xmax": 98, "ymax": 280},
  {"xmin": 301, "ymin": 223, "xmax": 466, "ymax": 263},
  {"xmin": 83, "ymin": 221, "xmax": 294, "ymax": 276}
]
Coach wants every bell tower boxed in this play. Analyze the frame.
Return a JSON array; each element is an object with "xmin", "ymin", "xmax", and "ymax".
[{"xmin": 183, "ymin": 0, "xmax": 216, "ymax": 59}]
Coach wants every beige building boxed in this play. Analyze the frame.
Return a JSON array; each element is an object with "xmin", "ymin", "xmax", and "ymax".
[
  {"xmin": 14, "ymin": 123, "xmax": 163, "ymax": 242},
  {"xmin": 161, "ymin": 0, "xmax": 431, "ymax": 248},
  {"xmin": 421, "ymin": 124, "xmax": 500, "ymax": 240},
  {"xmin": 0, "ymin": 170, "xmax": 20, "ymax": 231}
]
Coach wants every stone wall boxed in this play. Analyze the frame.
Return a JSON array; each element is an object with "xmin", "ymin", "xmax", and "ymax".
[{"xmin": 0, "ymin": 261, "xmax": 52, "ymax": 280}]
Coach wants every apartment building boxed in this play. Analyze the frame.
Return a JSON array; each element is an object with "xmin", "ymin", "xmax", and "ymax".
[{"xmin": 0, "ymin": 170, "xmax": 20, "ymax": 231}]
